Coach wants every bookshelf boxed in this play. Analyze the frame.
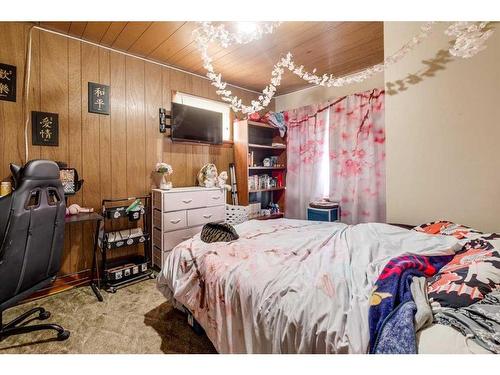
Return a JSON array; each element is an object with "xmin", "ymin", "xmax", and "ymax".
[{"xmin": 233, "ymin": 119, "xmax": 287, "ymax": 218}]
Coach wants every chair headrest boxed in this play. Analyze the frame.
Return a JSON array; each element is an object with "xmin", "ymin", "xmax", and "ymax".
[{"xmin": 10, "ymin": 160, "xmax": 60, "ymax": 185}]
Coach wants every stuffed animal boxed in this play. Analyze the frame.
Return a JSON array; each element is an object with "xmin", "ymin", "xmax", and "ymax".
[
  {"xmin": 197, "ymin": 163, "xmax": 218, "ymax": 188},
  {"xmin": 217, "ymin": 171, "xmax": 231, "ymax": 191},
  {"xmin": 66, "ymin": 203, "xmax": 94, "ymax": 216}
]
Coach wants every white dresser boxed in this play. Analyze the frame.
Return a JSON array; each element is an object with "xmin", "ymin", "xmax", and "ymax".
[{"xmin": 152, "ymin": 187, "xmax": 226, "ymax": 269}]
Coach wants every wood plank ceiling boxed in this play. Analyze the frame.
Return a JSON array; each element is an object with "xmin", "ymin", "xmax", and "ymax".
[{"xmin": 39, "ymin": 22, "xmax": 384, "ymax": 95}]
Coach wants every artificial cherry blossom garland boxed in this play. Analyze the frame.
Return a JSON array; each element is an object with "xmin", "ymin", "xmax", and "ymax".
[
  {"xmin": 193, "ymin": 22, "xmax": 494, "ymax": 114},
  {"xmin": 445, "ymin": 22, "xmax": 494, "ymax": 58}
]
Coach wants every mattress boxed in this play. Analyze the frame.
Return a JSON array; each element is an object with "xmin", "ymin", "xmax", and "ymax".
[{"xmin": 157, "ymin": 218, "xmax": 476, "ymax": 353}]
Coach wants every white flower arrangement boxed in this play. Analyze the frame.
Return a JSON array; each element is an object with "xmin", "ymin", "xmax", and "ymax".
[
  {"xmin": 155, "ymin": 162, "xmax": 173, "ymax": 175},
  {"xmin": 193, "ymin": 21, "xmax": 494, "ymax": 114}
]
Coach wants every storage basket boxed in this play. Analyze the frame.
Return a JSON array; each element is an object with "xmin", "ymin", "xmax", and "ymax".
[{"xmin": 225, "ymin": 204, "xmax": 249, "ymax": 225}]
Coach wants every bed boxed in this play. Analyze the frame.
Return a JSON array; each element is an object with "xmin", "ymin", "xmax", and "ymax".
[{"xmin": 156, "ymin": 218, "xmax": 491, "ymax": 354}]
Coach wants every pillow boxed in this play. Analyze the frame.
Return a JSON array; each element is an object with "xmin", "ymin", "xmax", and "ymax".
[
  {"xmin": 200, "ymin": 222, "xmax": 239, "ymax": 243},
  {"xmin": 428, "ymin": 238, "xmax": 500, "ymax": 308}
]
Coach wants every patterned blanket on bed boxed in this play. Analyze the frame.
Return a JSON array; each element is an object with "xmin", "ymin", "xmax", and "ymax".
[
  {"xmin": 369, "ymin": 254, "xmax": 453, "ymax": 353},
  {"xmin": 434, "ymin": 290, "xmax": 500, "ymax": 353}
]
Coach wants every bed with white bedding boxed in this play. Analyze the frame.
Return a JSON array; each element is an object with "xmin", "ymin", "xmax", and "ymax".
[{"xmin": 156, "ymin": 218, "xmax": 488, "ymax": 354}]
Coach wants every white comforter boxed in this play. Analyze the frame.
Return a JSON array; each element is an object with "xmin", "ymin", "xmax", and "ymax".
[{"xmin": 157, "ymin": 219, "xmax": 459, "ymax": 353}]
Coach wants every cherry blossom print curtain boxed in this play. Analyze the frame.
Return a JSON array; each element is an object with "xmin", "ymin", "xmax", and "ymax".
[
  {"xmin": 285, "ymin": 104, "xmax": 329, "ymax": 219},
  {"xmin": 284, "ymin": 88, "xmax": 386, "ymax": 223},
  {"xmin": 328, "ymin": 89, "xmax": 385, "ymax": 224}
]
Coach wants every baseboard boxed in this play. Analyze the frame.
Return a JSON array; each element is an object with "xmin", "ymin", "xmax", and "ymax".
[{"xmin": 21, "ymin": 270, "xmax": 92, "ymax": 303}]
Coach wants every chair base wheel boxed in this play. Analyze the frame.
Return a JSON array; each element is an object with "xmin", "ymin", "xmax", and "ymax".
[
  {"xmin": 38, "ymin": 311, "xmax": 51, "ymax": 320},
  {"xmin": 57, "ymin": 330, "xmax": 70, "ymax": 341}
]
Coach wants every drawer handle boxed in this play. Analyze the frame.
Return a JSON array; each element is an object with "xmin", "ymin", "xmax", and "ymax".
[
  {"xmin": 170, "ymin": 219, "xmax": 181, "ymax": 224},
  {"xmin": 182, "ymin": 199, "xmax": 193, "ymax": 204},
  {"xmin": 203, "ymin": 214, "xmax": 213, "ymax": 219},
  {"xmin": 211, "ymin": 195, "xmax": 220, "ymax": 200}
]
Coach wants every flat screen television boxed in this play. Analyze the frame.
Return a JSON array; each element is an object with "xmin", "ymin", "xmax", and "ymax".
[{"xmin": 171, "ymin": 102, "xmax": 223, "ymax": 144}]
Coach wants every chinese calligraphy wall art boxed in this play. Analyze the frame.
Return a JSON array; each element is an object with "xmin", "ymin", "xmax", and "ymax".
[
  {"xmin": 32, "ymin": 111, "xmax": 59, "ymax": 146},
  {"xmin": 0, "ymin": 63, "xmax": 16, "ymax": 102},
  {"xmin": 88, "ymin": 82, "xmax": 110, "ymax": 115}
]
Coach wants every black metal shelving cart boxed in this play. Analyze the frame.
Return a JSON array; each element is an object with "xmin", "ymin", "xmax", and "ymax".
[{"xmin": 94, "ymin": 195, "xmax": 155, "ymax": 295}]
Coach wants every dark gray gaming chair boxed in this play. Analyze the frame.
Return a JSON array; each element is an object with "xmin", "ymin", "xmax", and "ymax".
[{"xmin": 0, "ymin": 160, "xmax": 70, "ymax": 341}]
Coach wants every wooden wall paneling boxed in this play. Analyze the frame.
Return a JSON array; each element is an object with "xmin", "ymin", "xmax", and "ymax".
[
  {"xmin": 39, "ymin": 31, "xmax": 71, "ymax": 274},
  {"xmin": 125, "ymin": 56, "xmax": 146, "ymax": 197},
  {"xmin": 67, "ymin": 38, "xmax": 84, "ymax": 274},
  {"xmin": 110, "ymin": 52, "xmax": 127, "ymax": 200},
  {"xmin": 125, "ymin": 56, "xmax": 146, "ymax": 258},
  {"xmin": 182, "ymin": 74, "xmax": 195, "ymax": 185},
  {"xmin": 168, "ymin": 69, "xmax": 189, "ymax": 187},
  {"xmin": 144, "ymin": 62, "xmax": 163, "ymax": 190},
  {"xmin": 81, "ymin": 43, "xmax": 101, "ymax": 271},
  {"xmin": 109, "ymin": 51, "xmax": 129, "ymax": 257},
  {"xmin": 190, "ymin": 76, "xmax": 210, "ymax": 181},
  {"xmin": 26, "ymin": 26, "xmax": 42, "ymax": 163},
  {"xmin": 0, "ymin": 23, "xmax": 25, "ymax": 178},
  {"xmin": 98, "ymin": 49, "xmax": 112, "ymax": 204},
  {"xmin": 40, "ymin": 32, "xmax": 69, "ymax": 164},
  {"xmin": 160, "ymin": 67, "xmax": 172, "ymax": 177}
]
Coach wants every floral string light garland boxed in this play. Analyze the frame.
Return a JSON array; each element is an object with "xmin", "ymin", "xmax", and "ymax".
[{"xmin": 193, "ymin": 21, "xmax": 494, "ymax": 114}]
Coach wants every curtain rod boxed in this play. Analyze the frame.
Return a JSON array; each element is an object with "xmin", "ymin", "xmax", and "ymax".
[
  {"xmin": 32, "ymin": 25, "xmax": 262, "ymax": 95},
  {"xmin": 286, "ymin": 89, "xmax": 384, "ymax": 125}
]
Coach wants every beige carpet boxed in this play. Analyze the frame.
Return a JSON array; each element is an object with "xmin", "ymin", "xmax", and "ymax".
[{"xmin": 0, "ymin": 279, "xmax": 216, "ymax": 354}]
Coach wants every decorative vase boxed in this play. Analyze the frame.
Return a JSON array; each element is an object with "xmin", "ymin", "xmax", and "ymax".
[{"xmin": 159, "ymin": 174, "xmax": 172, "ymax": 190}]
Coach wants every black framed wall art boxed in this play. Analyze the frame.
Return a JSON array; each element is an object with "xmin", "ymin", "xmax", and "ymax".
[
  {"xmin": 32, "ymin": 111, "xmax": 59, "ymax": 146},
  {"xmin": 88, "ymin": 82, "xmax": 110, "ymax": 115},
  {"xmin": 0, "ymin": 63, "xmax": 16, "ymax": 102}
]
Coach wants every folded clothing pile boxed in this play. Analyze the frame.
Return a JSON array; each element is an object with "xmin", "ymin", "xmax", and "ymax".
[{"xmin": 106, "ymin": 227, "xmax": 144, "ymax": 243}]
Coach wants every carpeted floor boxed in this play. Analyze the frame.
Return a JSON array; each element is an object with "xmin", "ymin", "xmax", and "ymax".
[{"xmin": 0, "ymin": 279, "xmax": 217, "ymax": 354}]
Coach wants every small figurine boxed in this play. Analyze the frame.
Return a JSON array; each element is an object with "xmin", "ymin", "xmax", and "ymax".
[{"xmin": 217, "ymin": 171, "xmax": 232, "ymax": 192}]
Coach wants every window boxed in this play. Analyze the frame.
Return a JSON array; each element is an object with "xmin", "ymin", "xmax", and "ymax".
[{"xmin": 172, "ymin": 92, "xmax": 231, "ymax": 141}]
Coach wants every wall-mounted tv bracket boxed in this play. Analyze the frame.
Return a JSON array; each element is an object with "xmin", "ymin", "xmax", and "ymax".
[{"xmin": 159, "ymin": 108, "xmax": 172, "ymax": 133}]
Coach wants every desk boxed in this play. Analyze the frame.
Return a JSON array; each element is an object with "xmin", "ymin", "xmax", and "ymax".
[{"xmin": 65, "ymin": 212, "xmax": 104, "ymax": 301}]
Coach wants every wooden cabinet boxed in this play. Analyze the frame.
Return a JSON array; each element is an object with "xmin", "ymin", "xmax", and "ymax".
[{"xmin": 233, "ymin": 120, "xmax": 286, "ymax": 219}]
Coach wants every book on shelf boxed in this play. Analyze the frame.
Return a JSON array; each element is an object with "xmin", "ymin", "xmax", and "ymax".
[{"xmin": 248, "ymin": 151, "xmax": 254, "ymax": 167}]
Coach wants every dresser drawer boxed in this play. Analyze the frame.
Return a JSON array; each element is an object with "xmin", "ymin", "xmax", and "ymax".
[
  {"xmin": 154, "ymin": 209, "xmax": 187, "ymax": 232},
  {"xmin": 162, "ymin": 190, "xmax": 209, "ymax": 212},
  {"xmin": 205, "ymin": 189, "xmax": 225, "ymax": 206},
  {"xmin": 163, "ymin": 226, "xmax": 203, "ymax": 251},
  {"xmin": 187, "ymin": 205, "xmax": 225, "ymax": 227}
]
